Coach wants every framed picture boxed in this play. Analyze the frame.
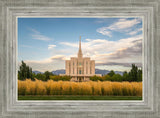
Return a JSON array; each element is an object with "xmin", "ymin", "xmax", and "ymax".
[
  {"xmin": 17, "ymin": 17, "xmax": 143, "ymax": 101},
  {"xmin": 0, "ymin": 0, "xmax": 159, "ymax": 118}
]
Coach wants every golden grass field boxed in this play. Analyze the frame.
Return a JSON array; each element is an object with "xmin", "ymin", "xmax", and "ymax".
[{"xmin": 18, "ymin": 79, "xmax": 142, "ymax": 96}]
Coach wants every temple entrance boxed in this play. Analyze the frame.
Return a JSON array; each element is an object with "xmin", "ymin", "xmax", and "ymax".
[{"xmin": 78, "ymin": 77, "xmax": 84, "ymax": 82}]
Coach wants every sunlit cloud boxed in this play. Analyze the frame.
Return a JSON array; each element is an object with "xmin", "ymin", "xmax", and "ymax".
[
  {"xmin": 50, "ymin": 55, "xmax": 66, "ymax": 60},
  {"xmin": 108, "ymin": 18, "xmax": 141, "ymax": 31},
  {"xmin": 127, "ymin": 28, "xmax": 142, "ymax": 35},
  {"xmin": 97, "ymin": 18, "xmax": 142, "ymax": 37},
  {"xmin": 23, "ymin": 60, "xmax": 65, "ymax": 72},
  {"xmin": 25, "ymin": 55, "xmax": 66, "ymax": 64},
  {"xmin": 96, "ymin": 28, "xmax": 112, "ymax": 37},
  {"xmin": 48, "ymin": 45, "xmax": 56, "ymax": 50},
  {"xmin": 60, "ymin": 35, "xmax": 142, "ymax": 68},
  {"xmin": 23, "ymin": 55, "xmax": 66, "ymax": 72}
]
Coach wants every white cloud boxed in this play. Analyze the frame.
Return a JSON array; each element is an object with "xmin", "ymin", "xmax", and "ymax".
[
  {"xmin": 23, "ymin": 55, "xmax": 66, "ymax": 72},
  {"xmin": 60, "ymin": 42, "xmax": 78, "ymax": 47},
  {"xmin": 50, "ymin": 55, "xmax": 66, "ymax": 60},
  {"xmin": 96, "ymin": 65, "xmax": 132, "ymax": 72},
  {"xmin": 85, "ymin": 39, "xmax": 92, "ymax": 41},
  {"xmin": 108, "ymin": 18, "xmax": 141, "ymax": 31},
  {"xmin": 25, "ymin": 55, "xmax": 66, "ymax": 64},
  {"xmin": 127, "ymin": 28, "xmax": 142, "ymax": 35},
  {"xmin": 32, "ymin": 34, "xmax": 51, "ymax": 41},
  {"xmin": 96, "ymin": 27, "xmax": 112, "ymax": 37},
  {"xmin": 29, "ymin": 28, "xmax": 40, "ymax": 34},
  {"xmin": 97, "ymin": 18, "xmax": 142, "ymax": 37},
  {"xmin": 60, "ymin": 35, "xmax": 142, "ymax": 67},
  {"xmin": 48, "ymin": 45, "xmax": 56, "ymax": 50},
  {"xmin": 22, "ymin": 35, "xmax": 142, "ymax": 72},
  {"xmin": 29, "ymin": 28, "xmax": 52, "ymax": 41},
  {"xmin": 25, "ymin": 58, "xmax": 52, "ymax": 64},
  {"xmin": 23, "ymin": 60, "xmax": 65, "ymax": 72}
]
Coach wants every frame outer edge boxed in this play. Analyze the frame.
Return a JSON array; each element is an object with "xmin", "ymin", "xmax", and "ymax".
[
  {"xmin": 0, "ymin": 0, "xmax": 3, "ymax": 117},
  {"xmin": 157, "ymin": 0, "xmax": 160, "ymax": 117},
  {"xmin": 0, "ymin": 0, "xmax": 160, "ymax": 118}
]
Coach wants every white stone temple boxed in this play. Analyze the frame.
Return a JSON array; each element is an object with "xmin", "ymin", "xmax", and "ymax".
[{"xmin": 60, "ymin": 36, "xmax": 101, "ymax": 82}]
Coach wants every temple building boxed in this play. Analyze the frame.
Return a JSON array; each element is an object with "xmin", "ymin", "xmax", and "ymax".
[{"xmin": 61, "ymin": 36, "xmax": 101, "ymax": 82}]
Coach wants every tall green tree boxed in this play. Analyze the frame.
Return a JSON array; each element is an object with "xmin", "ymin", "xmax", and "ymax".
[
  {"xmin": 129, "ymin": 64, "xmax": 137, "ymax": 81},
  {"xmin": 111, "ymin": 74, "xmax": 122, "ymax": 81},
  {"xmin": 107, "ymin": 70, "xmax": 115, "ymax": 77},
  {"xmin": 137, "ymin": 69, "xmax": 142, "ymax": 81},
  {"xmin": 44, "ymin": 71, "xmax": 53, "ymax": 81},
  {"xmin": 128, "ymin": 64, "xmax": 142, "ymax": 82},
  {"xmin": 122, "ymin": 71, "xmax": 129, "ymax": 81},
  {"xmin": 18, "ymin": 61, "xmax": 34, "ymax": 80}
]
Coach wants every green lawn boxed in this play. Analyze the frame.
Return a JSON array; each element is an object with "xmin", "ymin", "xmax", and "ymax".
[{"xmin": 18, "ymin": 95, "xmax": 142, "ymax": 100}]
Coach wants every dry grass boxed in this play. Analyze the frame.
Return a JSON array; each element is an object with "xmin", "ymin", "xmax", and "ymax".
[{"xmin": 18, "ymin": 79, "xmax": 142, "ymax": 96}]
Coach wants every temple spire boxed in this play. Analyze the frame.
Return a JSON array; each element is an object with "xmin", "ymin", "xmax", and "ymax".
[
  {"xmin": 79, "ymin": 36, "xmax": 81, "ymax": 51},
  {"xmin": 78, "ymin": 36, "xmax": 83, "ymax": 58}
]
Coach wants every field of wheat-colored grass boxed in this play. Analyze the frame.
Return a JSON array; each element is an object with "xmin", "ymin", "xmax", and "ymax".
[{"xmin": 18, "ymin": 79, "xmax": 142, "ymax": 96}]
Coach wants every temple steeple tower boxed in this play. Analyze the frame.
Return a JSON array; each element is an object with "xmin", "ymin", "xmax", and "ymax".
[
  {"xmin": 62, "ymin": 36, "xmax": 101, "ymax": 82},
  {"xmin": 78, "ymin": 36, "xmax": 83, "ymax": 58}
]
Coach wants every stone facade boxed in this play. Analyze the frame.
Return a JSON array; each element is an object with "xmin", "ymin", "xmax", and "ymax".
[{"xmin": 61, "ymin": 36, "xmax": 101, "ymax": 82}]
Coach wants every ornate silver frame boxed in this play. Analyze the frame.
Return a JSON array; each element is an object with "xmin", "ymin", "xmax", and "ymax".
[{"xmin": 0, "ymin": 0, "xmax": 159, "ymax": 118}]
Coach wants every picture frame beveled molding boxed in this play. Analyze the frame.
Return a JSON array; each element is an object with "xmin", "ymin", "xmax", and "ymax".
[{"xmin": 0, "ymin": 0, "xmax": 159, "ymax": 118}]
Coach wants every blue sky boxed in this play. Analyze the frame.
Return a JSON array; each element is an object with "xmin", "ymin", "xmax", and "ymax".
[{"xmin": 18, "ymin": 17, "xmax": 143, "ymax": 72}]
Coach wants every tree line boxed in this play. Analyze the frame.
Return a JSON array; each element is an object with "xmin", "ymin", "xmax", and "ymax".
[
  {"xmin": 90, "ymin": 64, "xmax": 142, "ymax": 82},
  {"xmin": 18, "ymin": 61, "xmax": 71, "ymax": 81},
  {"xmin": 18, "ymin": 61, "xmax": 142, "ymax": 82}
]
